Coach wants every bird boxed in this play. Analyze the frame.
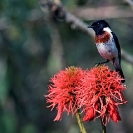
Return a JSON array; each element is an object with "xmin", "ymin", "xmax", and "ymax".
[{"xmin": 87, "ymin": 20, "xmax": 125, "ymax": 83}]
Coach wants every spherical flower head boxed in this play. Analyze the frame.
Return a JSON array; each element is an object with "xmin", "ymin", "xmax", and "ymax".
[
  {"xmin": 77, "ymin": 65, "xmax": 127, "ymax": 125},
  {"xmin": 45, "ymin": 66, "xmax": 87, "ymax": 121}
]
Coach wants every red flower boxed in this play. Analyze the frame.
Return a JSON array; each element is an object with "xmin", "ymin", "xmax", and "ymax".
[
  {"xmin": 77, "ymin": 65, "xmax": 127, "ymax": 125},
  {"xmin": 45, "ymin": 66, "xmax": 87, "ymax": 121}
]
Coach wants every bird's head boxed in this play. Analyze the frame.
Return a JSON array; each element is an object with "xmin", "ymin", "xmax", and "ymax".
[{"xmin": 88, "ymin": 20, "xmax": 111, "ymax": 35}]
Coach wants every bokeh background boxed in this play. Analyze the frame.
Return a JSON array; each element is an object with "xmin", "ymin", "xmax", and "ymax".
[{"xmin": 0, "ymin": 0, "xmax": 133, "ymax": 133}]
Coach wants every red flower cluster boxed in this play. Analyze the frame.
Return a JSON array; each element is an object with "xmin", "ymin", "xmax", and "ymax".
[
  {"xmin": 77, "ymin": 65, "xmax": 127, "ymax": 125},
  {"xmin": 45, "ymin": 66, "xmax": 88, "ymax": 121},
  {"xmin": 45, "ymin": 65, "xmax": 127, "ymax": 125}
]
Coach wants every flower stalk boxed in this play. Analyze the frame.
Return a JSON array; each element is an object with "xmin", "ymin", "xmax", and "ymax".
[
  {"xmin": 76, "ymin": 109, "xmax": 87, "ymax": 133},
  {"xmin": 101, "ymin": 118, "xmax": 106, "ymax": 133}
]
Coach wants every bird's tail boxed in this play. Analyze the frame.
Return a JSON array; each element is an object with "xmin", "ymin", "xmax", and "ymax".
[
  {"xmin": 115, "ymin": 68, "xmax": 125, "ymax": 83},
  {"xmin": 113, "ymin": 58, "xmax": 125, "ymax": 83}
]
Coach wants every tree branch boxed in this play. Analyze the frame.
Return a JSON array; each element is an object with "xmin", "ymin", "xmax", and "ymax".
[
  {"xmin": 125, "ymin": 0, "xmax": 133, "ymax": 9},
  {"xmin": 71, "ymin": 6, "xmax": 133, "ymax": 20},
  {"xmin": 65, "ymin": 12, "xmax": 93, "ymax": 36},
  {"xmin": 39, "ymin": 0, "xmax": 133, "ymax": 65}
]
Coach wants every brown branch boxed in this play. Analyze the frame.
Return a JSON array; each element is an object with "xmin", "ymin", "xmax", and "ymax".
[
  {"xmin": 39, "ymin": 0, "xmax": 133, "ymax": 65},
  {"xmin": 71, "ymin": 6, "xmax": 133, "ymax": 20},
  {"xmin": 65, "ymin": 12, "xmax": 93, "ymax": 36},
  {"xmin": 125, "ymin": 0, "xmax": 133, "ymax": 9}
]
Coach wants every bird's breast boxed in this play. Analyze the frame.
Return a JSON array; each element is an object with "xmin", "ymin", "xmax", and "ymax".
[{"xmin": 95, "ymin": 31, "xmax": 110, "ymax": 44}]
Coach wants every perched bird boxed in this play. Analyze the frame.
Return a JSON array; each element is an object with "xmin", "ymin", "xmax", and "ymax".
[{"xmin": 88, "ymin": 20, "xmax": 125, "ymax": 83}]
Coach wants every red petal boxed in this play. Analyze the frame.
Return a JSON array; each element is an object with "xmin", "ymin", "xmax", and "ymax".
[
  {"xmin": 83, "ymin": 107, "xmax": 95, "ymax": 121},
  {"xmin": 108, "ymin": 103, "xmax": 121, "ymax": 123},
  {"xmin": 83, "ymin": 104, "xmax": 99, "ymax": 121}
]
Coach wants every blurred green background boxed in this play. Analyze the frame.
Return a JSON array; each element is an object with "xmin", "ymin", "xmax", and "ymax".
[{"xmin": 0, "ymin": 0, "xmax": 133, "ymax": 133}]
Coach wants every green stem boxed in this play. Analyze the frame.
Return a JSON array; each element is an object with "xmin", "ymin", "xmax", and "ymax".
[
  {"xmin": 101, "ymin": 118, "xmax": 106, "ymax": 133},
  {"xmin": 76, "ymin": 109, "xmax": 87, "ymax": 133}
]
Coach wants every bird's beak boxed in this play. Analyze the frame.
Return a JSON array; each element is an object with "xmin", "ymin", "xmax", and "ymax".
[{"xmin": 87, "ymin": 26, "xmax": 93, "ymax": 28}]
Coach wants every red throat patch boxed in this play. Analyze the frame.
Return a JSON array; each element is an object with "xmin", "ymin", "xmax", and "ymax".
[{"xmin": 95, "ymin": 31, "xmax": 110, "ymax": 44}]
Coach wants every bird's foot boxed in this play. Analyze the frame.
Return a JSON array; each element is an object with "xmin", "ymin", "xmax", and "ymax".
[
  {"xmin": 94, "ymin": 63, "xmax": 102, "ymax": 67},
  {"xmin": 94, "ymin": 60, "xmax": 109, "ymax": 67}
]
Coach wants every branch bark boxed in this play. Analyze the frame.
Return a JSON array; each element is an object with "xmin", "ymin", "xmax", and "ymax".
[
  {"xmin": 71, "ymin": 6, "xmax": 133, "ymax": 20},
  {"xmin": 125, "ymin": 0, "xmax": 133, "ymax": 9}
]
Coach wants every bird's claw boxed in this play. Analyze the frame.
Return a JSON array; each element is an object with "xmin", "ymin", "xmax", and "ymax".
[{"xmin": 94, "ymin": 63, "xmax": 102, "ymax": 67}]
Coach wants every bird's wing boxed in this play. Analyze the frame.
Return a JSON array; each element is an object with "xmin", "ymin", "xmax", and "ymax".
[{"xmin": 111, "ymin": 32, "xmax": 121, "ymax": 62}]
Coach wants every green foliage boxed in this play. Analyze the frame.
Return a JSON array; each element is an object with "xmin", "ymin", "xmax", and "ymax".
[
  {"xmin": 0, "ymin": 112, "xmax": 17, "ymax": 133},
  {"xmin": 0, "ymin": 57, "xmax": 9, "ymax": 104},
  {"xmin": 21, "ymin": 124, "xmax": 38, "ymax": 133},
  {"xmin": 63, "ymin": 0, "xmax": 79, "ymax": 9}
]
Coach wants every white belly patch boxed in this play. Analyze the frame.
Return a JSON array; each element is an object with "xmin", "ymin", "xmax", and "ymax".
[{"xmin": 96, "ymin": 40, "xmax": 118, "ymax": 60}]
